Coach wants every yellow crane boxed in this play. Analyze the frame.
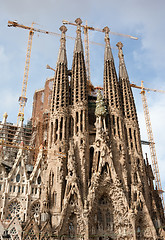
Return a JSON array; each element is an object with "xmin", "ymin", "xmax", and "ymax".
[
  {"xmin": 63, "ymin": 19, "xmax": 138, "ymax": 92},
  {"xmin": 130, "ymin": 81, "xmax": 165, "ymax": 210},
  {"xmin": 8, "ymin": 20, "xmax": 77, "ymax": 124},
  {"xmin": 8, "ymin": 20, "xmax": 114, "ymax": 121}
]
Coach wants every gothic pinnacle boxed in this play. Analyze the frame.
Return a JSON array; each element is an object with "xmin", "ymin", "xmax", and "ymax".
[
  {"xmin": 103, "ymin": 26, "xmax": 113, "ymax": 61},
  {"xmin": 57, "ymin": 25, "xmax": 67, "ymax": 64},
  {"xmin": 116, "ymin": 41, "xmax": 124, "ymax": 61},
  {"xmin": 75, "ymin": 18, "xmax": 82, "ymax": 25},
  {"xmin": 59, "ymin": 25, "xmax": 67, "ymax": 34},
  {"xmin": 116, "ymin": 41, "xmax": 128, "ymax": 79},
  {"xmin": 74, "ymin": 18, "xmax": 83, "ymax": 53}
]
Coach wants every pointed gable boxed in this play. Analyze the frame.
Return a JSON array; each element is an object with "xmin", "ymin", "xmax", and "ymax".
[{"xmin": 7, "ymin": 148, "xmax": 28, "ymax": 185}]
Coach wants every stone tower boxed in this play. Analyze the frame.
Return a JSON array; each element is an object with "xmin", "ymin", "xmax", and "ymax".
[{"xmin": 0, "ymin": 18, "xmax": 164, "ymax": 240}]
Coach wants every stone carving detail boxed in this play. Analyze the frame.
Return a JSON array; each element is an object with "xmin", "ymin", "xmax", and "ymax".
[{"xmin": 0, "ymin": 18, "xmax": 164, "ymax": 240}]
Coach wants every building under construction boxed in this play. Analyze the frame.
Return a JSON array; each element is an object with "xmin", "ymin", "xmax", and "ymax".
[{"xmin": 0, "ymin": 18, "xmax": 165, "ymax": 239}]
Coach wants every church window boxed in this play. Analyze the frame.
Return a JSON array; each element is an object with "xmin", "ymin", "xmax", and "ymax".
[
  {"xmin": 7, "ymin": 200, "xmax": 21, "ymax": 220},
  {"xmin": 96, "ymin": 195, "xmax": 113, "ymax": 232},
  {"xmin": 13, "ymin": 186, "xmax": 15, "ymax": 192},
  {"xmin": 68, "ymin": 214, "xmax": 77, "ymax": 238},
  {"xmin": 26, "ymin": 228, "xmax": 38, "ymax": 240},
  {"xmin": 37, "ymin": 176, "xmax": 41, "ymax": 184},
  {"xmin": 98, "ymin": 151, "xmax": 100, "ymax": 165},
  {"xmin": 10, "ymin": 227, "xmax": 20, "ymax": 239},
  {"xmin": 16, "ymin": 174, "xmax": 20, "ymax": 182},
  {"xmin": 80, "ymin": 110, "xmax": 83, "ymax": 132},
  {"xmin": 76, "ymin": 112, "xmax": 79, "ymax": 133},
  {"xmin": 89, "ymin": 147, "xmax": 94, "ymax": 179},
  {"xmin": 64, "ymin": 117, "xmax": 67, "ymax": 139},
  {"xmin": 69, "ymin": 116, "xmax": 73, "ymax": 137},
  {"xmin": 129, "ymin": 128, "xmax": 132, "ymax": 139},
  {"xmin": 22, "ymin": 186, "xmax": 24, "ymax": 193},
  {"xmin": 32, "ymin": 188, "xmax": 34, "ymax": 194},
  {"xmin": 50, "ymin": 122, "xmax": 53, "ymax": 145},
  {"xmin": 54, "ymin": 119, "xmax": 58, "ymax": 142},
  {"xmin": 31, "ymin": 202, "xmax": 40, "ymax": 218},
  {"xmin": 117, "ymin": 116, "xmax": 120, "ymax": 138},
  {"xmin": 134, "ymin": 130, "xmax": 138, "ymax": 151},
  {"xmin": 35, "ymin": 188, "xmax": 38, "ymax": 194},
  {"xmin": 97, "ymin": 209, "xmax": 103, "ymax": 224},
  {"xmin": 52, "ymin": 192, "xmax": 57, "ymax": 206},
  {"xmin": 134, "ymin": 192, "xmax": 137, "ymax": 201},
  {"xmin": 134, "ymin": 172, "xmax": 138, "ymax": 184},
  {"xmin": 60, "ymin": 117, "xmax": 63, "ymax": 140},
  {"xmin": 106, "ymin": 210, "xmax": 111, "ymax": 227},
  {"xmin": 18, "ymin": 186, "xmax": 20, "ymax": 193},
  {"xmin": 9, "ymin": 185, "xmax": 12, "ymax": 192},
  {"xmin": 0, "ymin": 184, "xmax": 1, "ymax": 191},
  {"xmin": 69, "ymin": 222, "xmax": 75, "ymax": 237}
]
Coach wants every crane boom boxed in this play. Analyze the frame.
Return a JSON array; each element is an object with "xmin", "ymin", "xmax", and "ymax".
[
  {"xmin": 62, "ymin": 20, "xmax": 138, "ymax": 39},
  {"xmin": 131, "ymin": 81, "xmax": 165, "ymax": 211},
  {"xmin": 130, "ymin": 83, "xmax": 165, "ymax": 93},
  {"xmin": 63, "ymin": 19, "xmax": 138, "ymax": 94},
  {"xmin": 8, "ymin": 20, "xmax": 75, "ymax": 40}
]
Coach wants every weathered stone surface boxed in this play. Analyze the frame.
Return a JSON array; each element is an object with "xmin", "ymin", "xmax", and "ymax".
[{"xmin": 0, "ymin": 18, "xmax": 164, "ymax": 240}]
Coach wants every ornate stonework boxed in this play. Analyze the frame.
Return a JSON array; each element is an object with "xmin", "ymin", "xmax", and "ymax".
[{"xmin": 0, "ymin": 18, "xmax": 165, "ymax": 239}]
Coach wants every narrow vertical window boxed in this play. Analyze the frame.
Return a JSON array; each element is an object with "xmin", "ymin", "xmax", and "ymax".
[
  {"xmin": 60, "ymin": 117, "xmax": 63, "ymax": 140},
  {"xmin": 50, "ymin": 122, "xmax": 53, "ymax": 145}
]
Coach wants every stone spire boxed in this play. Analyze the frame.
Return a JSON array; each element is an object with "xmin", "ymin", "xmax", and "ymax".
[
  {"xmin": 116, "ymin": 42, "xmax": 137, "ymax": 121},
  {"xmin": 57, "ymin": 25, "xmax": 67, "ymax": 64},
  {"xmin": 71, "ymin": 18, "xmax": 87, "ymax": 104},
  {"xmin": 51, "ymin": 25, "xmax": 69, "ymax": 113},
  {"xmin": 103, "ymin": 26, "xmax": 113, "ymax": 61},
  {"xmin": 74, "ymin": 18, "xmax": 84, "ymax": 54},
  {"xmin": 103, "ymin": 26, "xmax": 121, "ymax": 111}
]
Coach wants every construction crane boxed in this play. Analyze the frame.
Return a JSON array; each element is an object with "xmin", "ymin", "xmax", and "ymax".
[
  {"xmin": 63, "ymin": 19, "xmax": 138, "ymax": 92},
  {"xmin": 130, "ymin": 81, "xmax": 165, "ymax": 210},
  {"xmin": 8, "ymin": 20, "xmax": 77, "ymax": 124},
  {"xmin": 8, "ymin": 20, "xmax": 112, "ymax": 122}
]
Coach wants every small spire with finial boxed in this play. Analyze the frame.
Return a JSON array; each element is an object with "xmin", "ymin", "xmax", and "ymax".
[
  {"xmin": 116, "ymin": 41, "xmax": 124, "ymax": 61},
  {"xmin": 103, "ymin": 26, "xmax": 113, "ymax": 61},
  {"xmin": 116, "ymin": 41, "xmax": 128, "ymax": 79},
  {"xmin": 57, "ymin": 25, "xmax": 67, "ymax": 64},
  {"xmin": 74, "ymin": 18, "xmax": 83, "ymax": 53}
]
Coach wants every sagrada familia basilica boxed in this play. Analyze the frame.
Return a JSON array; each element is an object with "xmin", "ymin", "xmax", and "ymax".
[{"xmin": 0, "ymin": 18, "xmax": 164, "ymax": 239}]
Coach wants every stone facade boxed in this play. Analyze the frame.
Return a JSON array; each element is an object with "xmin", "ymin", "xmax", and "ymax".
[{"xmin": 0, "ymin": 18, "xmax": 165, "ymax": 239}]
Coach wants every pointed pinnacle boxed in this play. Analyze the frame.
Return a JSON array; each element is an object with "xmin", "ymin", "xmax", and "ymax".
[
  {"xmin": 59, "ymin": 25, "xmax": 67, "ymax": 33},
  {"xmin": 116, "ymin": 41, "xmax": 123, "ymax": 49},
  {"xmin": 103, "ymin": 26, "xmax": 110, "ymax": 34},
  {"xmin": 103, "ymin": 26, "xmax": 111, "ymax": 45},
  {"xmin": 75, "ymin": 18, "xmax": 82, "ymax": 25},
  {"xmin": 74, "ymin": 18, "xmax": 83, "ymax": 53},
  {"xmin": 116, "ymin": 41, "xmax": 124, "ymax": 60}
]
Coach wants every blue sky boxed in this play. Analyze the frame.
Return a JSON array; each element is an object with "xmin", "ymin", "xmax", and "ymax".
[{"xmin": 0, "ymin": 0, "xmax": 165, "ymax": 195}]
